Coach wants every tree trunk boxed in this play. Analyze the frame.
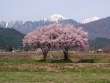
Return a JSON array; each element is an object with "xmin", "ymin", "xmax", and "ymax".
[
  {"xmin": 63, "ymin": 48, "xmax": 69, "ymax": 60},
  {"xmin": 43, "ymin": 52, "xmax": 47, "ymax": 61},
  {"xmin": 41, "ymin": 48, "xmax": 48, "ymax": 61}
]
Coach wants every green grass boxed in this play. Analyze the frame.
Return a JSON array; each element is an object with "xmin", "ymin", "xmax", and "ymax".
[
  {"xmin": 0, "ymin": 52, "xmax": 110, "ymax": 83},
  {"xmin": 0, "ymin": 71, "xmax": 110, "ymax": 83},
  {"xmin": 0, "ymin": 63, "xmax": 110, "ymax": 83}
]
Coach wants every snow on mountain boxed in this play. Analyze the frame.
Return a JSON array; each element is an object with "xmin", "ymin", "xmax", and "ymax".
[
  {"xmin": 48, "ymin": 14, "xmax": 65, "ymax": 22},
  {"xmin": 81, "ymin": 16, "xmax": 100, "ymax": 24}
]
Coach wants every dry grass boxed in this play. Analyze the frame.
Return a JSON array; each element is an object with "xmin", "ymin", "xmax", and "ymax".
[{"xmin": 0, "ymin": 51, "xmax": 110, "ymax": 63}]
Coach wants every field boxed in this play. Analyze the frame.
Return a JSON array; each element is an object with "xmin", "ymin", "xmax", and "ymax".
[{"xmin": 0, "ymin": 51, "xmax": 110, "ymax": 83}]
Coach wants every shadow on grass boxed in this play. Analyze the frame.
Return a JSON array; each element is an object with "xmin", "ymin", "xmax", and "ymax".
[
  {"xmin": 37, "ymin": 59, "xmax": 73, "ymax": 63},
  {"xmin": 77, "ymin": 59, "xmax": 95, "ymax": 63}
]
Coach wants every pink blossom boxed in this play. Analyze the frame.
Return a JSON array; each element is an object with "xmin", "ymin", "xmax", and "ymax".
[
  {"xmin": 23, "ymin": 23, "xmax": 89, "ymax": 60},
  {"xmin": 23, "ymin": 23, "xmax": 88, "ymax": 49}
]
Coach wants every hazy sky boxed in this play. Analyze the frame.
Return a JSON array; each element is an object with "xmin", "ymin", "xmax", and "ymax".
[{"xmin": 0, "ymin": 0, "xmax": 110, "ymax": 22}]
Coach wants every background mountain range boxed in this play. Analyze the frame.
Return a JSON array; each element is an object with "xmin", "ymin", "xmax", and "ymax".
[{"xmin": 0, "ymin": 16, "xmax": 110, "ymax": 50}]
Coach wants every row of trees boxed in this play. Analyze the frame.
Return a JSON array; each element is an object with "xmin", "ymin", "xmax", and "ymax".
[{"xmin": 23, "ymin": 24, "xmax": 89, "ymax": 60}]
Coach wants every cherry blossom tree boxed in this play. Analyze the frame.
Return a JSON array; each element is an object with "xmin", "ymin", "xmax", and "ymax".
[{"xmin": 23, "ymin": 24, "xmax": 89, "ymax": 60}]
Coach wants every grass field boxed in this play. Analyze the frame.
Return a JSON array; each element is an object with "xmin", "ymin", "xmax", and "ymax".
[
  {"xmin": 0, "ymin": 51, "xmax": 110, "ymax": 83},
  {"xmin": 0, "ymin": 71, "xmax": 110, "ymax": 83}
]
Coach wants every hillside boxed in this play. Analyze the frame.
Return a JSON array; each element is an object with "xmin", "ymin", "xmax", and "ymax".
[
  {"xmin": 81, "ymin": 17, "xmax": 110, "ymax": 39},
  {"xmin": 89, "ymin": 37, "xmax": 110, "ymax": 50},
  {"xmin": 0, "ymin": 27, "xmax": 24, "ymax": 50}
]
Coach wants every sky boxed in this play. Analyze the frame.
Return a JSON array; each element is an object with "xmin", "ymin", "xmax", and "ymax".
[{"xmin": 0, "ymin": 0, "xmax": 110, "ymax": 22}]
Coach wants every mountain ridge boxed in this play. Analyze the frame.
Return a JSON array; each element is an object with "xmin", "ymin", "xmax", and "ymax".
[{"xmin": 0, "ymin": 16, "xmax": 110, "ymax": 39}]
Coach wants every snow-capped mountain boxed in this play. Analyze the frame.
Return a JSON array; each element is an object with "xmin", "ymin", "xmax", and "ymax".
[
  {"xmin": 81, "ymin": 16, "xmax": 100, "ymax": 24},
  {"xmin": 10, "ymin": 14, "xmax": 79, "ymax": 34},
  {"xmin": 1, "ymin": 15, "xmax": 110, "ymax": 40}
]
